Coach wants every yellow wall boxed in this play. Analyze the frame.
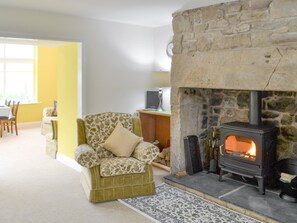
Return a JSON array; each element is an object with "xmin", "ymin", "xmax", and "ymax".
[
  {"xmin": 57, "ymin": 43, "xmax": 78, "ymax": 159},
  {"xmin": 18, "ymin": 46, "xmax": 58, "ymax": 123},
  {"xmin": 18, "ymin": 43, "xmax": 78, "ymax": 160}
]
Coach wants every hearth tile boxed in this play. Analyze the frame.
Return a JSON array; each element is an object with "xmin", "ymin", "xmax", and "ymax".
[
  {"xmin": 221, "ymin": 185, "xmax": 297, "ymax": 223},
  {"xmin": 184, "ymin": 185, "xmax": 205, "ymax": 198},
  {"xmin": 164, "ymin": 171, "xmax": 245, "ymax": 197},
  {"xmin": 266, "ymin": 218, "xmax": 280, "ymax": 223},
  {"xmin": 164, "ymin": 179, "xmax": 206, "ymax": 198}
]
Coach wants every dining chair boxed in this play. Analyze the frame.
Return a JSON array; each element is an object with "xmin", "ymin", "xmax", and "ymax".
[
  {"xmin": 3, "ymin": 100, "xmax": 11, "ymax": 132},
  {"xmin": 0, "ymin": 101, "xmax": 20, "ymax": 136},
  {"xmin": 5, "ymin": 99, "xmax": 11, "ymax": 106}
]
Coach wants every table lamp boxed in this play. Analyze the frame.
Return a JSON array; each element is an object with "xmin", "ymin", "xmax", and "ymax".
[{"xmin": 152, "ymin": 71, "xmax": 170, "ymax": 111}]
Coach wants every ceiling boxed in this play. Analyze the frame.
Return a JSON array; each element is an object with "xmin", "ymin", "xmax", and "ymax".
[{"xmin": 0, "ymin": 0, "xmax": 237, "ymax": 27}]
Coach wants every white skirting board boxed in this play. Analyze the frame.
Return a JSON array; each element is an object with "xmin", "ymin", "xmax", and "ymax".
[{"xmin": 56, "ymin": 152, "xmax": 82, "ymax": 172}]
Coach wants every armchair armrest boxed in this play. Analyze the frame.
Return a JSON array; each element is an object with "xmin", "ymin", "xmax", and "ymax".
[
  {"xmin": 74, "ymin": 144, "xmax": 101, "ymax": 168},
  {"xmin": 96, "ymin": 144, "xmax": 115, "ymax": 159},
  {"xmin": 132, "ymin": 141, "xmax": 159, "ymax": 164}
]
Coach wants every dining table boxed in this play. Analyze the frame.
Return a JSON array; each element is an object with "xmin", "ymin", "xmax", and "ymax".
[{"xmin": 0, "ymin": 105, "xmax": 12, "ymax": 137}]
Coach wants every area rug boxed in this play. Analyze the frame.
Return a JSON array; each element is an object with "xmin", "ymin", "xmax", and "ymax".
[{"xmin": 119, "ymin": 183, "xmax": 261, "ymax": 223}]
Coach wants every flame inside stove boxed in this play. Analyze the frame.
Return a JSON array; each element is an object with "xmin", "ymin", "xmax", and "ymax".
[
  {"xmin": 247, "ymin": 141, "xmax": 256, "ymax": 156},
  {"xmin": 225, "ymin": 135, "xmax": 257, "ymax": 160}
]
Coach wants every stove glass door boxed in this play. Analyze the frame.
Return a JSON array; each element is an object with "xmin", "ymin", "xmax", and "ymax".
[{"xmin": 224, "ymin": 135, "xmax": 257, "ymax": 160}]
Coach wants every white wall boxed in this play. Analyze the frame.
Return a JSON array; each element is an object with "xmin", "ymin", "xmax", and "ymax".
[
  {"xmin": 0, "ymin": 7, "xmax": 154, "ymax": 115},
  {"xmin": 153, "ymin": 25, "xmax": 173, "ymax": 111},
  {"xmin": 153, "ymin": 25, "xmax": 173, "ymax": 72}
]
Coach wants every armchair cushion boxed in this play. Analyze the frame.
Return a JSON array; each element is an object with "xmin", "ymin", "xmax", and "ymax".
[
  {"xmin": 133, "ymin": 141, "xmax": 160, "ymax": 164},
  {"xmin": 84, "ymin": 112, "xmax": 133, "ymax": 151},
  {"xmin": 75, "ymin": 144, "xmax": 101, "ymax": 168},
  {"xmin": 95, "ymin": 144, "xmax": 115, "ymax": 158},
  {"xmin": 103, "ymin": 122, "xmax": 143, "ymax": 157},
  {"xmin": 100, "ymin": 157, "xmax": 146, "ymax": 177}
]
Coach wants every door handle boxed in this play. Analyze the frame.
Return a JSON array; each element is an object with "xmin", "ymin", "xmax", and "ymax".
[{"xmin": 219, "ymin": 145, "xmax": 224, "ymax": 155}]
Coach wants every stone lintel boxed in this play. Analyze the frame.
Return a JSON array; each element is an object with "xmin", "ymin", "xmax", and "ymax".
[{"xmin": 172, "ymin": 47, "xmax": 297, "ymax": 92}]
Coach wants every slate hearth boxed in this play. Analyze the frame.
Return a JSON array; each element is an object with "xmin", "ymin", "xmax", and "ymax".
[{"xmin": 164, "ymin": 172, "xmax": 297, "ymax": 223}]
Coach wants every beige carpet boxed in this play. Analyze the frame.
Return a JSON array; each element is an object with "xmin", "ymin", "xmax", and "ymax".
[{"xmin": 0, "ymin": 125, "xmax": 168, "ymax": 223}]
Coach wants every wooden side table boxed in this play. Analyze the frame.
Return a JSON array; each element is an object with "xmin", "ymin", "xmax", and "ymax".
[{"xmin": 138, "ymin": 110, "xmax": 171, "ymax": 171}]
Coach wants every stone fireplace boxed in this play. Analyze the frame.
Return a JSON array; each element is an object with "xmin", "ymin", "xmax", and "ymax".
[{"xmin": 170, "ymin": 0, "xmax": 297, "ymax": 173}]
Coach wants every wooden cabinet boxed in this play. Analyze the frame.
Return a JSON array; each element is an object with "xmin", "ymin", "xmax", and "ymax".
[{"xmin": 138, "ymin": 110, "xmax": 171, "ymax": 171}]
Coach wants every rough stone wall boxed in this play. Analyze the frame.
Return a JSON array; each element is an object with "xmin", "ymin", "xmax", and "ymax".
[
  {"xmin": 172, "ymin": 0, "xmax": 297, "ymax": 57},
  {"xmin": 170, "ymin": 0, "xmax": 297, "ymax": 173},
  {"xmin": 178, "ymin": 89, "xmax": 297, "ymax": 171},
  {"xmin": 203, "ymin": 90, "xmax": 297, "ymax": 161}
]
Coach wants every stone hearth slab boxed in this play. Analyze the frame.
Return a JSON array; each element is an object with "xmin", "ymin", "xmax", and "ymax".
[
  {"xmin": 165, "ymin": 171, "xmax": 244, "ymax": 197},
  {"xmin": 164, "ymin": 171, "xmax": 296, "ymax": 223},
  {"xmin": 221, "ymin": 185, "xmax": 297, "ymax": 223}
]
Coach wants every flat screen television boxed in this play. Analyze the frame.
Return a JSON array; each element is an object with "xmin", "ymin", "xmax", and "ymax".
[{"xmin": 145, "ymin": 91, "xmax": 160, "ymax": 110}]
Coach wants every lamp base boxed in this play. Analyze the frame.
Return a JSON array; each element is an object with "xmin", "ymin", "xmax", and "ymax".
[
  {"xmin": 157, "ymin": 88, "xmax": 164, "ymax": 112},
  {"xmin": 157, "ymin": 107, "xmax": 165, "ymax": 112}
]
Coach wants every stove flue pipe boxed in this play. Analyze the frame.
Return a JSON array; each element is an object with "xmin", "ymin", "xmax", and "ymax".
[{"xmin": 249, "ymin": 91, "xmax": 262, "ymax": 125}]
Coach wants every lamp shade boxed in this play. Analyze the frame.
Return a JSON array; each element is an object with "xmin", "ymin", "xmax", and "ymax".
[{"xmin": 152, "ymin": 71, "xmax": 170, "ymax": 87}]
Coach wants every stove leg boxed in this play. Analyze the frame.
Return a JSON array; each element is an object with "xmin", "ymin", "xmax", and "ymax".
[
  {"xmin": 219, "ymin": 169, "xmax": 224, "ymax": 181},
  {"xmin": 256, "ymin": 177, "xmax": 265, "ymax": 195}
]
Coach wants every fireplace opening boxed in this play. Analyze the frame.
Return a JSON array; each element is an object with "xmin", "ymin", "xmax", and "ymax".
[{"xmin": 219, "ymin": 91, "xmax": 278, "ymax": 195}]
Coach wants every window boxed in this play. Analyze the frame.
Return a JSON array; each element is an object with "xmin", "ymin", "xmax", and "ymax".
[{"xmin": 0, "ymin": 43, "xmax": 36, "ymax": 103}]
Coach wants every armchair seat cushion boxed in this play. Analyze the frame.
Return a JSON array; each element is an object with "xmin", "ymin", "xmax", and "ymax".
[{"xmin": 100, "ymin": 157, "xmax": 146, "ymax": 177}]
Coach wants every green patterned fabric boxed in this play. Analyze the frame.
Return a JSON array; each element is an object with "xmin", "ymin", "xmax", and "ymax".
[
  {"xmin": 75, "ymin": 112, "xmax": 157, "ymax": 203},
  {"xmin": 84, "ymin": 112, "xmax": 133, "ymax": 150},
  {"xmin": 81, "ymin": 165, "xmax": 155, "ymax": 203},
  {"xmin": 99, "ymin": 157, "xmax": 146, "ymax": 177},
  {"xmin": 77, "ymin": 115, "xmax": 142, "ymax": 147},
  {"xmin": 95, "ymin": 144, "xmax": 115, "ymax": 158},
  {"xmin": 133, "ymin": 141, "xmax": 159, "ymax": 164},
  {"xmin": 75, "ymin": 144, "xmax": 100, "ymax": 168}
]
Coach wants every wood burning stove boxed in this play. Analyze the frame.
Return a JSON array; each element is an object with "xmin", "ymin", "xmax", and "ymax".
[{"xmin": 219, "ymin": 91, "xmax": 278, "ymax": 194}]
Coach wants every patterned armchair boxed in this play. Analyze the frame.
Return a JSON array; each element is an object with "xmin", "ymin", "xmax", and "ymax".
[
  {"xmin": 41, "ymin": 107, "xmax": 58, "ymax": 135},
  {"xmin": 74, "ymin": 112, "xmax": 159, "ymax": 203}
]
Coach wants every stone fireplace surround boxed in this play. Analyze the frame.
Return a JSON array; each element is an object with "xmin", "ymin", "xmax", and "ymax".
[{"xmin": 170, "ymin": 0, "xmax": 297, "ymax": 173}]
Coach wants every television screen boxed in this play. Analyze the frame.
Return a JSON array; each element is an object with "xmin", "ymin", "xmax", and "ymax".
[{"xmin": 146, "ymin": 91, "xmax": 160, "ymax": 110}]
